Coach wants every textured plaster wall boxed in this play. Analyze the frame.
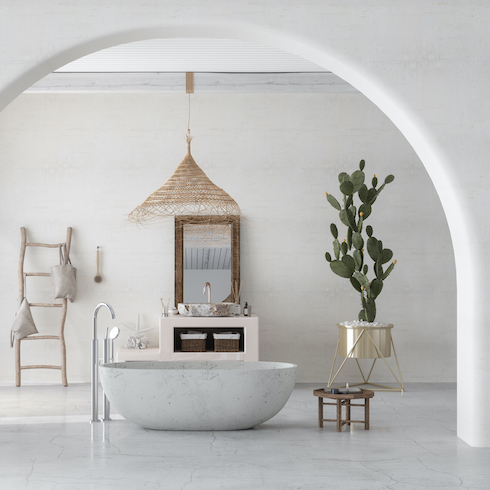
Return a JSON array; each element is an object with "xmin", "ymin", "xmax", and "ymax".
[{"xmin": 0, "ymin": 92, "xmax": 455, "ymax": 384}]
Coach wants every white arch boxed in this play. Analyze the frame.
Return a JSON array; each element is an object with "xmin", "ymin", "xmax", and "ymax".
[
  {"xmin": 0, "ymin": 23, "xmax": 474, "ymax": 444},
  {"xmin": 2, "ymin": 24, "xmax": 468, "ymax": 248}
]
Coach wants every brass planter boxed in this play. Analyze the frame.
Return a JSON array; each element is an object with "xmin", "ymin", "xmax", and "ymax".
[{"xmin": 338, "ymin": 323, "xmax": 394, "ymax": 359}]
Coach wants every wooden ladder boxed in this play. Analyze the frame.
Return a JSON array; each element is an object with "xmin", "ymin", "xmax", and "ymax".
[{"xmin": 15, "ymin": 227, "xmax": 72, "ymax": 387}]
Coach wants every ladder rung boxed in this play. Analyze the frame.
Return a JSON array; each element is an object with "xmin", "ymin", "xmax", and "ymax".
[
  {"xmin": 24, "ymin": 272, "xmax": 51, "ymax": 277},
  {"xmin": 28, "ymin": 303, "xmax": 63, "ymax": 308},
  {"xmin": 26, "ymin": 242, "xmax": 61, "ymax": 248},
  {"xmin": 20, "ymin": 335, "xmax": 60, "ymax": 341},
  {"xmin": 20, "ymin": 365, "xmax": 61, "ymax": 370}
]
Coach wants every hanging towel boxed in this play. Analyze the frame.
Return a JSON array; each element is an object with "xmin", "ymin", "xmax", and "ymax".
[{"xmin": 10, "ymin": 298, "xmax": 38, "ymax": 347}]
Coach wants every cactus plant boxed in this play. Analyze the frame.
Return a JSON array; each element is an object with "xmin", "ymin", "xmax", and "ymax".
[{"xmin": 325, "ymin": 160, "xmax": 396, "ymax": 322}]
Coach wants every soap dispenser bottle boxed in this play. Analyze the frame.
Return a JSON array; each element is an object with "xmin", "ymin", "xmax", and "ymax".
[{"xmin": 243, "ymin": 302, "xmax": 249, "ymax": 316}]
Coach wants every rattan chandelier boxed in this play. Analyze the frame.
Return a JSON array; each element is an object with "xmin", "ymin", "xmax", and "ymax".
[{"xmin": 129, "ymin": 73, "xmax": 241, "ymax": 225}]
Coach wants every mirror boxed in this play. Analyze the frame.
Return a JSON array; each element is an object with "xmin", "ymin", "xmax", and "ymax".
[{"xmin": 175, "ymin": 216, "xmax": 240, "ymax": 305}]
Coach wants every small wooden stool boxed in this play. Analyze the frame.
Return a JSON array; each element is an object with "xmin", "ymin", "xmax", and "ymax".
[{"xmin": 314, "ymin": 388, "xmax": 374, "ymax": 432}]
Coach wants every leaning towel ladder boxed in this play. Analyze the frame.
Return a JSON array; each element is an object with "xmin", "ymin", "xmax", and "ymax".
[{"xmin": 15, "ymin": 227, "xmax": 72, "ymax": 387}]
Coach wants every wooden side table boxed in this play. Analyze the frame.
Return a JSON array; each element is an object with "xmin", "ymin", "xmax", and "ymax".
[{"xmin": 313, "ymin": 388, "xmax": 374, "ymax": 432}]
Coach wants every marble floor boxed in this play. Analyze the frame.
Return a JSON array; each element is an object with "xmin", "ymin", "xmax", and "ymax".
[{"xmin": 0, "ymin": 382, "xmax": 489, "ymax": 489}]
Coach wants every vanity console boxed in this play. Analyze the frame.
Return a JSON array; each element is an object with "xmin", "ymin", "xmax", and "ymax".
[
  {"xmin": 161, "ymin": 314, "xmax": 258, "ymax": 361},
  {"xmin": 117, "ymin": 314, "xmax": 259, "ymax": 362}
]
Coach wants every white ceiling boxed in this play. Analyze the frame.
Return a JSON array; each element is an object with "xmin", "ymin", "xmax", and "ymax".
[
  {"xmin": 55, "ymin": 38, "xmax": 326, "ymax": 73},
  {"xmin": 28, "ymin": 38, "xmax": 356, "ymax": 93}
]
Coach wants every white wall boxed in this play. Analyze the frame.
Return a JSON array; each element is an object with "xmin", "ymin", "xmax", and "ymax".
[{"xmin": 0, "ymin": 92, "xmax": 455, "ymax": 383}]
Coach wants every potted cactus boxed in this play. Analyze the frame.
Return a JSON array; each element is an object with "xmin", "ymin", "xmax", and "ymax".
[
  {"xmin": 325, "ymin": 159, "xmax": 396, "ymax": 322},
  {"xmin": 325, "ymin": 159, "xmax": 397, "ymax": 360}
]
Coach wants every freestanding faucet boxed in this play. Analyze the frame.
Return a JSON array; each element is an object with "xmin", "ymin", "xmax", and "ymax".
[{"xmin": 91, "ymin": 302, "xmax": 115, "ymax": 423}]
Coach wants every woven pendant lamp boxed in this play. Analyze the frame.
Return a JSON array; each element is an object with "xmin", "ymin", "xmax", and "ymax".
[
  {"xmin": 128, "ymin": 134, "xmax": 241, "ymax": 223},
  {"xmin": 129, "ymin": 73, "xmax": 241, "ymax": 225}
]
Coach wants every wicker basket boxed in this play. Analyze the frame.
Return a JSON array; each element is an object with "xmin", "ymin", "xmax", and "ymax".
[
  {"xmin": 213, "ymin": 332, "xmax": 240, "ymax": 352},
  {"xmin": 181, "ymin": 332, "xmax": 207, "ymax": 352}
]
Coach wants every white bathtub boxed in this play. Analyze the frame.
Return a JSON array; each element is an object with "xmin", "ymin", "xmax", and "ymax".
[{"xmin": 99, "ymin": 360, "xmax": 297, "ymax": 430}]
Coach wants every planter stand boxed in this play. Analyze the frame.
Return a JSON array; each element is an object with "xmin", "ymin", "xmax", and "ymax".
[{"xmin": 327, "ymin": 324, "xmax": 404, "ymax": 392}]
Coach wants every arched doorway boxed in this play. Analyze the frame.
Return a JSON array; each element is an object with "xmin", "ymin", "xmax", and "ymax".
[{"xmin": 0, "ymin": 24, "xmax": 468, "ymax": 443}]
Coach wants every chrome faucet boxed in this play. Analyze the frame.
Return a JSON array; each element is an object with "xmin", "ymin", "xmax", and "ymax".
[
  {"xmin": 203, "ymin": 282, "xmax": 211, "ymax": 303},
  {"xmin": 91, "ymin": 303, "xmax": 115, "ymax": 423},
  {"xmin": 102, "ymin": 326, "xmax": 120, "ymax": 421}
]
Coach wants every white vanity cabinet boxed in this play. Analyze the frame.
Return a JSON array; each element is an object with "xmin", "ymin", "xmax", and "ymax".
[
  {"xmin": 160, "ymin": 314, "xmax": 259, "ymax": 361},
  {"xmin": 117, "ymin": 314, "xmax": 259, "ymax": 362}
]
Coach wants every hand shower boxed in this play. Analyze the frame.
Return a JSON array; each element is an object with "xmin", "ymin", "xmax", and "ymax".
[{"xmin": 102, "ymin": 326, "xmax": 120, "ymax": 421}]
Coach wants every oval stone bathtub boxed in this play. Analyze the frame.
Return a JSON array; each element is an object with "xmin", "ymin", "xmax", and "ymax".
[{"xmin": 99, "ymin": 361, "xmax": 297, "ymax": 430}]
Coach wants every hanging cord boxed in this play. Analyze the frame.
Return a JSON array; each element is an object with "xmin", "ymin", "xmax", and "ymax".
[
  {"xmin": 186, "ymin": 93, "xmax": 195, "ymax": 145},
  {"xmin": 185, "ymin": 72, "xmax": 194, "ymax": 142},
  {"xmin": 187, "ymin": 92, "xmax": 191, "ymax": 139}
]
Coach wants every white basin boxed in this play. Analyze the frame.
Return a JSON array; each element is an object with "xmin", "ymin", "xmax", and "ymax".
[{"xmin": 178, "ymin": 302, "xmax": 235, "ymax": 317}]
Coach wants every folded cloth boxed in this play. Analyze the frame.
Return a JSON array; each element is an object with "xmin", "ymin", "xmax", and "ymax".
[
  {"xmin": 10, "ymin": 298, "xmax": 38, "ymax": 347},
  {"xmin": 213, "ymin": 332, "xmax": 240, "ymax": 340},
  {"xmin": 181, "ymin": 331, "xmax": 207, "ymax": 340}
]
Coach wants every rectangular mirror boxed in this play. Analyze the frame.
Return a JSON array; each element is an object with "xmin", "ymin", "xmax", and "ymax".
[{"xmin": 175, "ymin": 216, "xmax": 240, "ymax": 305}]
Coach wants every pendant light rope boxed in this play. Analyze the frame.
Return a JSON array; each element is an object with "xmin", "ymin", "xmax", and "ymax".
[{"xmin": 187, "ymin": 92, "xmax": 191, "ymax": 136}]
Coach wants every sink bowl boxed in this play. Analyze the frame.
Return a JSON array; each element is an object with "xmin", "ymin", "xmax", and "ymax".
[{"xmin": 178, "ymin": 303, "xmax": 236, "ymax": 317}]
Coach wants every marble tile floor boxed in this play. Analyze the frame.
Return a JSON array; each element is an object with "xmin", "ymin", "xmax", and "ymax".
[{"xmin": 0, "ymin": 382, "xmax": 489, "ymax": 490}]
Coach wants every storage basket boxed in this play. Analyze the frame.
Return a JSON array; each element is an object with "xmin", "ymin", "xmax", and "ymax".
[
  {"xmin": 180, "ymin": 331, "xmax": 207, "ymax": 352},
  {"xmin": 213, "ymin": 332, "xmax": 240, "ymax": 352}
]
